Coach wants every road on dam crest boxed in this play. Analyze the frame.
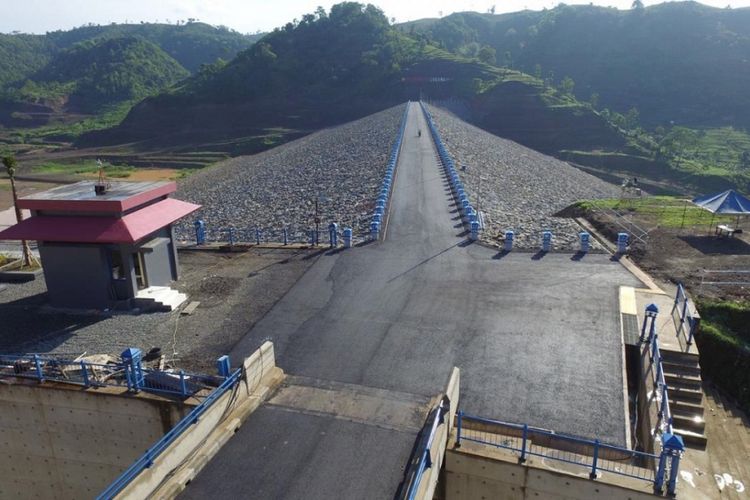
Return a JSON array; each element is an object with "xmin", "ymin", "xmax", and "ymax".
[{"xmin": 181, "ymin": 102, "xmax": 643, "ymax": 499}]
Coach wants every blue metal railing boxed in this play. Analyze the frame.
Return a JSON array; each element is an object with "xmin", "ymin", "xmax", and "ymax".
[
  {"xmin": 456, "ymin": 412, "xmax": 662, "ymax": 487},
  {"xmin": 97, "ymin": 367, "xmax": 243, "ymax": 499},
  {"xmin": 0, "ymin": 353, "xmax": 221, "ymax": 399},
  {"xmin": 648, "ymin": 332, "xmax": 674, "ymax": 436},
  {"xmin": 671, "ymin": 283, "xmax": 699, "ymax": 345},
  {"xmin": 419, "ymin": 101, "xmax": 480, "ymax": 240},
  {"xmin": 371, "ymin": 102, "xmax": 410, "ymax": 240},
  {"xmin": 398, "ymin": 399, "xmax": 448, "ymax": 500}
]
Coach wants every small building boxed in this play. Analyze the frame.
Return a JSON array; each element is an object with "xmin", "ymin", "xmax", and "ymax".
[{"xmin": 0, "ymin": 180, "xmax": 200, "ymax": 310}]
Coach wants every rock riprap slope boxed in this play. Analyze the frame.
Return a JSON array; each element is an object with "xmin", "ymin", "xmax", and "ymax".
[
  {"xmin": 175, "ymin": 104, "xmax": 405, "ymax": 242},
  {"xmin": 428, "ymin": 105, "xmax": 620, "ymax": 250}
]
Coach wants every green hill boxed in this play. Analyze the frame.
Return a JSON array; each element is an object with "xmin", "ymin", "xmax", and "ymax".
[
  {"xmin": 15, "ymin": 37, "xmax": 190, "ymax": 113},
  {"xmin": 0, "ymin": 22, "xmax": 259, "ymax": 87},
  {"xmin": 401, "ymin": 2, "xmax": 750, "ymax": 130},
  {"xmin": 81, "ymin": 3, "xmax": 624, "ymax": 157}
]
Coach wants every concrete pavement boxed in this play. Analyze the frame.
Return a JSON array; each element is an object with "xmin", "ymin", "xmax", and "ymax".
[{"xmin": 181, "ymin": 102, "xmax": 642, "ymax": 498}]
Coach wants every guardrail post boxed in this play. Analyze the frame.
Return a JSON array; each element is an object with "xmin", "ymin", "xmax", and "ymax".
[
  {"xmin": 520, "ymin": 424, "xmax": 528, "ymax": 463},
  {"xmin": 579, "ymin": 232, "xmax": 590, "ymax": 253},
  {"xmin": 343, "ymin": 228, "xmax": 353, "ymax": 248},
  {"xmin": 121, "ymin": 348, "xmax": 143, "ymax": 393},
  {"xmin": 80, "ymin": 360, "xmax": 90, "ymax": 387},
  {"xmin": 179, "ymin": 370, "xmax": 188, "ymax": 397},
  {"xmin": 329, "ymin": 223, "xmax": 338, "ymax": 248},
  {"xmin": 590, "ymin": 439, "xmax": 600, "ymax": 479},
  {"xmin": 227, "ymin": 228, "xmax": 235, "ymax": 246},
  {"xmin": 371, "ymin": 221, "xmax": 380, "ymax": 241},
  {"xmin": 667, "ymin": 441, "xmax": 684, "ymax": 496},
  {"xmin": 194, "ymin": 219, "xmax": 206, "ymax": 245},
  {"xmin": 456, "ymin": 410, "xmax": 463, "ymax": 448},
  {"xmin": 216, "ymin": 355, "xmax": 231, "ymax": 378},
  {"xmin": 33, "ymin": 354, "xmax": 44, "ymax": 382},
  {"xmin": 283, "ymin": 228, "xmax": 288, "ymax": 246},
  {"xmin": 681, "ymin": 297, "xmax": 688, "ymax": 324},
  {"xmin": 255, "ymin": 228, "xmax": 261, "ymax": 245},
  {"xmin": 505, "ymin": 231, "xmax": 514, "ymax": 252},
  {"xmin": 654, "ymin": 449, "xmax": 668, "ymax": 493},
  {"xmin": 640, "ymin": 303, "xmax": 659, "ymax": 343},
  {"xmin": 541, "ymin": 231, "xmax": 552, "ymax": 252}
]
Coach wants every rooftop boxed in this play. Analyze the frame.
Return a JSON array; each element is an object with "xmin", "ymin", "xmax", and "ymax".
[{"xmin": 17, "ymin": 180, "xmax": 177, "ymax": 213}]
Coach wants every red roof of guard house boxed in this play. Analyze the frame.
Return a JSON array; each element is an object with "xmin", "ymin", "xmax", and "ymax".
[{"xmin": 0, "ymin": 180, "xmax": 200, "ymax": 244}]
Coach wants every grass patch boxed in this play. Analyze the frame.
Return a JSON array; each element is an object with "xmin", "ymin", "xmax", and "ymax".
[
  {"xmin": 577, "ymin": 196, "xmax": 736, "ymax": 228},
  {"xmin": 0, "ymin": 254, "xmax": 11, "ymax": 266},
  {"xmin": 33, "ymin": 160, "xmax": 134, "ymax": 178},
  {"xmin": 696, "ymin": 300, "xmax": 750, "ymax": 413}
]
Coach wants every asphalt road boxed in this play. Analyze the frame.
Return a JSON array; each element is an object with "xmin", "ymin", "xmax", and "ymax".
[{"xmin": 181, "ymin": 102, "xmax": 642, "ymax": 499}]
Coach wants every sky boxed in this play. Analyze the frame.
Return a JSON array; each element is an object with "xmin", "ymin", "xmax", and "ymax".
[{"xmin": 2, "ymin": 0, "xmax": 749, "ymax": 34}]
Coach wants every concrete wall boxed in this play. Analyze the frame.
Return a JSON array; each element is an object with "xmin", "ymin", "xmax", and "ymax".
[
  {"xmin": 444, "ymin": 448, "xmax": 659, "ymax": 500},
  {"xmin": 39, "ymin": 243, "xmax": 112, "ymax": 309},
  {"xmin": 141, "ymin": 231, "xmax": 174, "ymax": 287},
  {"xmin": 0, "ymin": 382, "xmax": 191, "ymax": 500}
]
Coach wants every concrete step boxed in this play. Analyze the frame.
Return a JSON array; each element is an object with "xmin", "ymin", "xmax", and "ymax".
[
  {"xmin": 134, "ymin": 286, "xmax": 187, "ymax": 312},
  {"xmin": 671, "ymin": 399, "xmax": 705, "ymax": 418},
  {"xmin": 672, "ymin": 413, "xmax": 705, "ymax": 433},
  {"xmin": 672, "ymin": 427, "xmax": 707, "ymax": 449},
  {"xmin": 668, "ymin": 385, "xmax": 704, "ymax": 403},
  {"xmin": 662, "ymin": 360, "xmax": 701, "ymax": 376},
  {"xmin": 660, "ymin": 350, "xmax": 700, "ymax": 366},
  {"xmin": 664, "ymin": 372, "xmax": 702, "ymax": 390}
]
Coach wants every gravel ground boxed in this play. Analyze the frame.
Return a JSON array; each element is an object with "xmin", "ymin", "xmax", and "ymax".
[
  {"xmin": 174, "ymin": 105, "xmax": 405, "ymax": 243},
  {"xmin": 428, "ymin": 105, "xmax": 621, "ymax": 251},
  {"xmin": 0, "ymin": 249, "xmax": 316, "ymax": 373}
]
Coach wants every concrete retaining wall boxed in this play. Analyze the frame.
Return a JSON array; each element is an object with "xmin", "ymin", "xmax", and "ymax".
[
  {"xmin": 445, "ymin": 448, "xmax": 659, "ymax": 500},
  {"xmin": 0, "ymin": 382, "xmax": 190, "ymax": 499}
]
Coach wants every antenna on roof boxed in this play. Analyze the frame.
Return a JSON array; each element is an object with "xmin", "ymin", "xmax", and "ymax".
[{"xmin": 95, "ymin": 159, "xmax": 110, "ymax": 195}]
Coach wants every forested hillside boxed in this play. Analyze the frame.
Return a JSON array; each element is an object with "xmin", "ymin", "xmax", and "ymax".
[{"xmin": 402, "ymin": 2, "xmax": 750, "ymax": 129}]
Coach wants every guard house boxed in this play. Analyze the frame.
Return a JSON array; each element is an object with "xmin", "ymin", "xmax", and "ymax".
[{"xmin": 0, "ymin": 180, "xmax": 200, "ymax": 310}]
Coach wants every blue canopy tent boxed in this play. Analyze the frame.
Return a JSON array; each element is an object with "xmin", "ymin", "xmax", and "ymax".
[{"xmin": 691, "ymin": 189, "xmax": 750, "ymax": 235}]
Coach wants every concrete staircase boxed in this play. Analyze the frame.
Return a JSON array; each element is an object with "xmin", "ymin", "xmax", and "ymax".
[
  {"xmin": 661, "ymin": 349, "xmax": 707, "ymax": 448},
  {"xmin": 134, "ymin": 286, "xmax": 187, "ymax": 312}
]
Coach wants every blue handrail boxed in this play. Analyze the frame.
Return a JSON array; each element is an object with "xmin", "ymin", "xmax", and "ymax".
[
  {"xmin": 456, "ymin": 412, "xmax": 665, "ymax": 488},
  {"xmin": 97, "ymin": 367, "xmax": 242, "ymax": 499},
  {"xmin": 399, "ymin": 400, "xmax": 448, "ymax": 500}
]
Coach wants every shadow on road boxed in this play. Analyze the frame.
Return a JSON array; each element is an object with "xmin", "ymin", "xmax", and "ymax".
[
  {"xmin": 387, "ymin": 242, "xmax": 462, "ymax": 283},
  {"xmin": 531, "ymin": 250, "xmax": 547, "ymax": 261}
]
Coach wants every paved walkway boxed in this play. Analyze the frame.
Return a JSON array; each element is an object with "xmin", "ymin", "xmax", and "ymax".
[{"xmin": 181, "ymin": 103, "xmax": 643, "ymax": 498}]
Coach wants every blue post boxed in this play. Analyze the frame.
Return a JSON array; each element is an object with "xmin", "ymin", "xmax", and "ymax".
[
  {"xmin": 542, "ymin": 231, "xmax": 552, "ymax": 252},
  {"xmin": 456, "ymin": 410, "xmax": 463, "ymax": 448},
  {"xmin": 216, "ymin": 355, "xmax": 231, "ymax": 378},
  {"xmin": 504, "ymin": 231, "xmax": 514, "ymax": 252},
  {"xmin": 255, "ymin": 228, "xmax": 261, "ymax": 245},
  {"xmin": 579, "ymin": 232, "xmax": 590, "ymax": 253},
  {"xmin": 34, "ymin": 354, "xmax": 44, "ymax": 382},
  {"xmin": 681, "ymin": 298, "xmax": 688, "ymax": 324},
  {"xmin": 371, "ymin": 221, "xmax": 380, "ymax": 240},
  {"xmin": 309, "ymin": 229, "xmax": 316, "ymax": 246},
  {"xmin": 283, "ymin": 228, "xmax": 288, "ymax": 246},
  {"xmin": 654, "ymin": 450, "xmax": 668, "ymax": 493},
  {"xmin": 329, "ymin": 223, "xmax": 338, "ymax": 248},
  {"xmin": 659, "ymin": 433, "xmax": 685, "ymax": 495},
  {"xmin": 659, "ymin": 384, "xmax": 668, "ymax": 418},
  {"xmin": 179, "ymin": 370, "xmax": 187, "ymax": 397},
  {"xmin": 590, "ymin": 439, "xmax": 600, "ymax": 479},
  {"xmin": 80, "ymin": 360, "xmax": 90, "ymax": 387},
  {"xmin": 520, "ymin": 424, "xmax": 528, "ymax": 463},
  {"xmin": 617, "ymin": 232, "xmax": 629, "ymax": 253},
  {"xmin": 470, "ymin": 220, "xmax": 480, "ymax": 241},
  {"xmin": 194, "ymin": 219, "xmax": 206, "ymax": 245},
  {"xmin": 121, "ymin": 348, "xmax": 143, "ymax": 393},
  {"xmin": 227, "ymin": 228, "xmax": 235, "ymax": 246},
  {"xmin": 656, "ymin": 356, "xmax": 663, "ymax": 384},
  {"xmin": 343, "ymin": 228, "xmax": 353, "ymax": 249}
]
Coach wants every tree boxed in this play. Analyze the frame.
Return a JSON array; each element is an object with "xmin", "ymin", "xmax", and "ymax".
[
  {"xmin": 741, "ymin": 151, "xmax": 750, "ymax": 168},
  {"xmin": 534, "ymin": 64, "xmax": 542, "ymax": 79},
  {"xmin": 503, "ymin": 50, "xmax": 512, "ymax": 68},
  {"xmin": 632, "ymin": 0, "xmax": 644, "ymax": 9},
  {"xmin": 560, "ymin": 76, "xmax": 575, "ymax": 95},
  {"xmin": 624, "ymin": 107, "xmax": 640, "ymax": 129},
  {"xmin": 2, "ymin": 155, "xmax": 33, "ymax": 267},
  {"xmin": 478, "ymin": 45, "xmax": 496, "ymax": 65}
]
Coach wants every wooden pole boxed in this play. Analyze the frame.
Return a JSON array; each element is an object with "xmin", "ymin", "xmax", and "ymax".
[{"xmin": 3, "ymin": 155, "xmax": 33, "ymax": 268}]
